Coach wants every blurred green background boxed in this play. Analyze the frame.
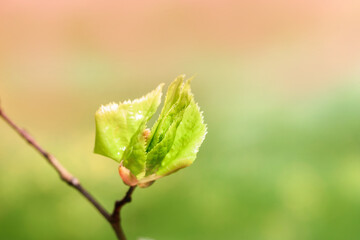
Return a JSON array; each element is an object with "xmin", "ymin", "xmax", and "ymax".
[{"xmin": 1, "ymin": 1, "xmax": 360, "ymax": 239}]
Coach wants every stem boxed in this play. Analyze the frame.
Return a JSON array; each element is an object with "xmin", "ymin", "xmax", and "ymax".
[
  {"xmin": 0, "ymin": 104, "xmax": 135, "ymax": 240},
  {"xmin": 111, "ymin": 186, "xmax": 136, "ymax": 240}
]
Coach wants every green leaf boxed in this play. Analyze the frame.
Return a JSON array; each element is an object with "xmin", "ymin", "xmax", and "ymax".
[
  {"xmin": 94, "ymin": 75, "xmax": 207, "ymax": 187},
  {"xmin": 146, "ymin": 76, "xmax": 193, "ymax": 152},
  {"xmin": 146, "ymin": 75, "xmax": 185, "ymax": 152},
  {"xmin": 145, "ymin": 108, "xmax": 185, "ymax": 175},
  {"xmin": 145, "ymin": 77, "xmax": 196, "ymax": 175},
  {"xmin": 155, "ymin": 101, "xmax": 207, "ymax": 176},
  {"xmin": 94, "ymin": 84, "xmax": 163, "ymax": 165},
  {"xmin": 121, "ymin": 127, "xmax": 147, "ymax": 176}
]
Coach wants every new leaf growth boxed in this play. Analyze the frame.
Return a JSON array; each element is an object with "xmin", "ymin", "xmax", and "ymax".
[{"xmin": 94, "ymin": 75, "xmax": 207, "ymax": 187}]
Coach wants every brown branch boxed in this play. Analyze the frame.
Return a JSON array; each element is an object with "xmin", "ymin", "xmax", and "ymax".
[
  {"xmin": 0, "ymin": 104, "xmax": 135, "ymax": 240},
  {"xmin": 110, "ymin": 186, "xmax": 136, "ymax": 240}
]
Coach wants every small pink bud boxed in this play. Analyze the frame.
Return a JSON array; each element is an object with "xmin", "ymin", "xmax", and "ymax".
[
  {"xmin": 143, "ymin": 128, "xmax": 151, "ymax": 142},
  {"xmin": 118, "ymin": 164, "xmax": 138, "ymax": 186}
]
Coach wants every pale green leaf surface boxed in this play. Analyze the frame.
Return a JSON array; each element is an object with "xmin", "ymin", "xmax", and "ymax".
[
  {"xmin": 160, "ymin": 75, "xmax": 185, "ymax": 118},
  {"xmin": 147, "ymin": 77, "xmax": 193, "ymax": 152},
  {"xmin": 146, "ymin": 75, "xmax": 184, "ymax": 151},
  {"xmin": 121, "ymin": 127, "xmax": 147, "ymax": 176},
  {"xmin": 94, "ymin": 84, "xmax": 163, "ymax": 162},
  {"xmin": 145, "ymin": 109, "xmax": 185, "ymax": 175},
  {"xmin": 156, "ymin": 101, "xmax": 207, "ymax": 176}
]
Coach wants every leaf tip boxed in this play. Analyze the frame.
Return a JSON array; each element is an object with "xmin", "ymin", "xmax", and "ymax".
[{"xmin": 96, "ymin": 102, "xmax": 119, "ymax": 115}]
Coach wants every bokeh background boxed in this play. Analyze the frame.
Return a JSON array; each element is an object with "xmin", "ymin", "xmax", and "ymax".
[{"xmin": 1, "ymin": 1, "xmax": 360, "ymax": 239}]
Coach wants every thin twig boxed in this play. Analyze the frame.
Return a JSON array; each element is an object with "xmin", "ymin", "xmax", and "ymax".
[
  {"xmin": 0, "ymin": 104, "xmax": 135, "ymax": 240},
  {"xmin": 110, "ymin": 186, "xmax": 136, "ymax": 240},
  {"xmin": 112, "ymin": 186, "xmax": 136, "ymax": 219}
]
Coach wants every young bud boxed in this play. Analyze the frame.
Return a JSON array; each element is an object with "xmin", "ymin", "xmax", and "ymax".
[{"xmin": 118, "ymin": 163, "xmax": 138, "ymax": 186}]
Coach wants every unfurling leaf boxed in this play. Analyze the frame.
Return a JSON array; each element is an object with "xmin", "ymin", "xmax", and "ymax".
[{"xmin": 94, "ymin": 75, "xmax": 207, "ymax": 187}]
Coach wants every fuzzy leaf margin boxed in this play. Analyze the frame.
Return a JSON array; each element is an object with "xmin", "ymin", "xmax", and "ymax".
[
  {"xmin": 94, "ymin": 75, "xmax": 207, "ymax": 187},
  {"xmin": 94, "ymin": 84, "xmax": 163, "ymax": 168}
]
